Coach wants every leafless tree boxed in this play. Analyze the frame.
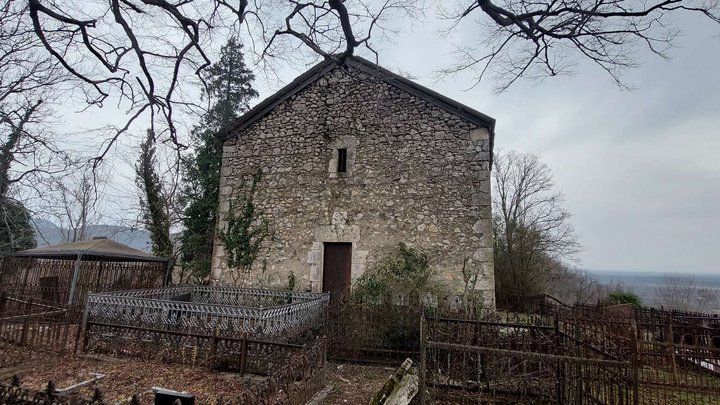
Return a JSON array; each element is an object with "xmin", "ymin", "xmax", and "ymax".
[
  {"xmin": 656, "ymin": 274, "xmax": 718, "ymax": 312},
  {"xmin": 493, "ymin": 150, "xmax": 581, "ymax": 299},
  {"xmin": 0, "ymin": 2, "xmax": 77, "ymax": 253},
  {"xmin": 1, "ymin": 2, "xmax": 71, "ymax": 189},
  {"xmin": 548, "ymin": 265, "xmax": 604, "ymax": 305},
  {"xmin": 38, "ymin": 165, "xmax": 109, "ymax": 243},
  {"xmin": 440, "ymin": 0, "xmax": 720, "ymax": 91}
]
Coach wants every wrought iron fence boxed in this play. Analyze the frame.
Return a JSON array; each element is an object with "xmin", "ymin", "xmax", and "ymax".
[
  {"xmin": 325, "ymin": 294, "xmax": 498, "ymax": 365},
  {"xmin": 326, "ymin": 299, "xmax": 424, "ymax": 364},
  {"xmin": 84, "ymin": 320, "xmax": 322, "ymax": 376},
  {"xmin": 228, "ymin": 337, "xmax": 327, "ymax": 405},
  {"xmin": 554, "ymin": 304, "xmax": 720, "ymax": 404},
  {"xmin": 85, "ymin": 286, "xmax": 329, "ymax": 341}
]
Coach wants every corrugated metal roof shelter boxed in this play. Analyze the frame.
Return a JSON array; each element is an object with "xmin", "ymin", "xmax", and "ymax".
[
  {"xmin": 0, "ymin": 238, "xmax": 172, "ymax": 308},
  {"xmin": 12, "ymin": 238, "xmax": 168, "ymax": 262}
]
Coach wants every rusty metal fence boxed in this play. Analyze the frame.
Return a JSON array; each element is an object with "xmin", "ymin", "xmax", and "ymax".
[
  {"xmin": 420, "ymin": 312, "xmax": 635, "ymax": 404},
  {"xmin": 84, "ymin": 319, "xmax": 326, "ymax": 376},
  {"xmin": 419, "ymin": 304, "xmax": 720, "ymax": 404},
  {"xmin": 326, "ymin": 299, "xmax": 424, "ymax": 364},
  {"xmin": 556, "ymin": 304, "xmax": 720, "ymax": 404},
  {"xmin": 0, "ymin": 256, "xmax": 167, "ymax": 309}
]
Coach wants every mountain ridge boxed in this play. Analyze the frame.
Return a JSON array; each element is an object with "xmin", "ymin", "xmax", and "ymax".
[{"xmin": 31, "ymin": 219, "xmax": 152, "ymax": 253}]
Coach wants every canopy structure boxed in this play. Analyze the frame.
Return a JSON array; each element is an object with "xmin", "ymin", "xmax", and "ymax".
[
  {"xmin": 12, "ymin": 238, "xmax": 169, "ymax": 262},
  {"xmin": 0, "ymin": 238, "xmax": 172, "ymax": 308}
]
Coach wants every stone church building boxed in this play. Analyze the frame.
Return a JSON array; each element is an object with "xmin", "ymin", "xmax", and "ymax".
[{"xmin": 211, "ymin": 56, "xmax": 496, "ymax": 307}]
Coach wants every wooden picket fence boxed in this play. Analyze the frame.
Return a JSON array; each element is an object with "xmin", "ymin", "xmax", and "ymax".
[{"xmin": 0, "ymin": 292, "xmax": 82, "ymax": 355}]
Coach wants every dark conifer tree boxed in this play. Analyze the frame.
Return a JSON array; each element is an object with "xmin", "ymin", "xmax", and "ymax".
[
  {"xmin": 180, "ymin": 38, "xmax": 258, "ymax": 282},
  {"xmin": 136, "ymin": 129, "xmax": 174, "ymax": 258}
]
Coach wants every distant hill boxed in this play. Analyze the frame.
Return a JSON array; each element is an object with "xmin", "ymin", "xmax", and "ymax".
[{"xmin": 31, "ymin": 219, "xmax": 153, "ymax": 253}]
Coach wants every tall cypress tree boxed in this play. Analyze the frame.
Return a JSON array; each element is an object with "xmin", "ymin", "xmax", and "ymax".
[
  {"xmin": 136, "ymin": 129, "xmax": 173, "ymax": 258},
  {"xmin": 180, "ymin": 38, "xmax": 257, "ymax": 282}
]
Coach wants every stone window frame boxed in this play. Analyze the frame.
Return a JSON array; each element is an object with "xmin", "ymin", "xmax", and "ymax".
[{"xmin": 328, "ymin": 136, "xmax": 358, "ymax": 178}]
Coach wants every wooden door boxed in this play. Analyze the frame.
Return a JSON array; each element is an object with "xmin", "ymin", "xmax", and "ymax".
[{"xmin": 322, "ymin": 243, "xmax": 352, "ymax": 302}]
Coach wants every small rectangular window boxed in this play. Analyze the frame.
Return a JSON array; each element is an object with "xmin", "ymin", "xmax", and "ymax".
[{"xmin": 337, "ymin": 148, "xmax": 347, "ymax": 173}]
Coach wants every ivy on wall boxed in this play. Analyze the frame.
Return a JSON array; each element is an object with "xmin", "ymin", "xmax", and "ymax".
[{"xmin": 218, "ymin": 168, "xmax": 271, "ymax": 279}]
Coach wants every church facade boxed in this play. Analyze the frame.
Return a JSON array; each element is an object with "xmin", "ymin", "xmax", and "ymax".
[{"xmin": 211, "ymin": 56, "xmax": 496, "ymax": 307}]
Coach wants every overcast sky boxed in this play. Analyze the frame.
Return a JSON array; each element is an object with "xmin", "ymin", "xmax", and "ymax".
[
  {"xmin": 53, "ymin": 8, "xmax": 720, "ymax": 274},
  {"xmin": 381, "ymin": 12, "xmax": 720, "ymax": 275}
]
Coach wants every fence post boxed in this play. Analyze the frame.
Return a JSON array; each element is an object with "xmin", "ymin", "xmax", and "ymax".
[
  {"xmin": 239, "ymin": 333, "xmax": 248, "ymax": 377},
  {"xmin": 553, "ymin": 312, "xmax": 566, "ymax": 402},
  {"xmin": 321, "ymin": 335, "xmax": 327, "ymax": 369},
  {"xmin": 630, "ymin": 326, "xmax": 640, "ymax": 405},
  {"xmin": 209, "ymin": 334, "xmax": 218, "ymax": 372},
  {"xmin": 0, "ymin": 291, "xmax": 6, "ymax": 342},
  {"xmin": 0, "ymin": 291, "xmax": 6, "ymax": 314},
  {"xmin": 419, "ymin": 313, "xmax": 426, "ymax": 405},
  {"xmin": 80, "ymin": 306, "xmax": 91, "ymax": 353},
  {"xmin": 76, "ymin": 292, "xmax": 91, "ymax": 354},
  {"xmin": 20, "ymin": 298, "xmax": 33, "ymax": 347},
  {"xmin": 667, "ymin": 315, "xmax": 678, "ymax": 386}
]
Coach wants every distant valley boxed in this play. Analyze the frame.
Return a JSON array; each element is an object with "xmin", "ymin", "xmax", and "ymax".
[{"xmin": 591, "ymin": 270, "xmax": 720, "ymax": 313}]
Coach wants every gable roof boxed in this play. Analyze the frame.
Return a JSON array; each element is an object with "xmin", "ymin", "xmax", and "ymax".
[
  {"xmin": 11, "ymin": 238, "xmax": 169, "ymax": 262},
  {"xmin": 223, "ymin": 56, "xmax": 495, "ymax": 152}
]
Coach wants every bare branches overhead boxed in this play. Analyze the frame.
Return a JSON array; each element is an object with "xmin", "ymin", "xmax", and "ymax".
[
  {"xmin": 6, "ymin": 0, "xmax": 422, "ymax": 161},
  {"xmin": 2, "ymin": 0, "xmax": 717, "ymax": 166},
  {"xmin": 1, "ymin": 2, "xmax": 72, "ymax": 200},
  {"xmin": 262, "ymin": 0, "xmax": 422, "ymax": 63},
  {"xmin": 23, "ymin": 0, "xmax": 226, "ymax": 159},
  {"xmin": 441, "ymin": 0, "xmax": 720, "ymax": 91}
]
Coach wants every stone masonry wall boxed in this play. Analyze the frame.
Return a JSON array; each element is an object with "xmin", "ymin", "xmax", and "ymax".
[{"xmin": 212, "ymin": 65, "xmax": 495, "ymax": 308}]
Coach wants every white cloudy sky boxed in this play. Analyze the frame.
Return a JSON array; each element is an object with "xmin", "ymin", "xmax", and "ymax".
[{"xmin": 52, "ymin": 7, "xmax": 720, "ymax": 274}]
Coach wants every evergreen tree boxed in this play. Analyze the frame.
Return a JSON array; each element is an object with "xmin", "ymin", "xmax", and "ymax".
[
  {"xmin": 136, "ymin": 129, "xmax": 173, "ymax": 258},
  {"xmin": 0, "ymin": 199, "xmax": 35, "ymax": 256},
  {"xmin": 180, "ymin": 38, "xmax": 257, "ymax": 282},
  {"xmin": 0, "ymin": 107, "xmax": 38, "ymax": 257}
]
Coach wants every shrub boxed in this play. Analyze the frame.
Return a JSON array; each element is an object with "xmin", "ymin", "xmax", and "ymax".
[
  {"xmin": 352, "ymin": 242, "xmax": 438, "ymax": 303},
  {"xmin": 605, "ymin": 290, "xmax": 642, "ymax": 308}
]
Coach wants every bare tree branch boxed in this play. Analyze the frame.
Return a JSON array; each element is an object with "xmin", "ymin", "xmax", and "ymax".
[{"xmin": 440, "ymin": 0, "xmax": 719, "ymax": 91}]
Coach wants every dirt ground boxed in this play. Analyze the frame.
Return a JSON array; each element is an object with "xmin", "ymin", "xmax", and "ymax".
[
  {"xmin": 324, "ymin": 363, "xmax": 395, "ymax": 404},
  {"xmin": 0, "ymin": 343, "xmax": 393, "ymax": 404}
]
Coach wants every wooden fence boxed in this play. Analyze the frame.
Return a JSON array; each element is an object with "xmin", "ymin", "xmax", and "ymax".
[{"xmin": 0, "ymin": 292, "xmax": 82, "ymax": 355}]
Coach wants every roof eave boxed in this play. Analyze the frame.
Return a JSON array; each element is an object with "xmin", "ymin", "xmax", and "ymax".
[{"xmin": 9, "ymin": 250, "xmax": 170, "ymax": 262}]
